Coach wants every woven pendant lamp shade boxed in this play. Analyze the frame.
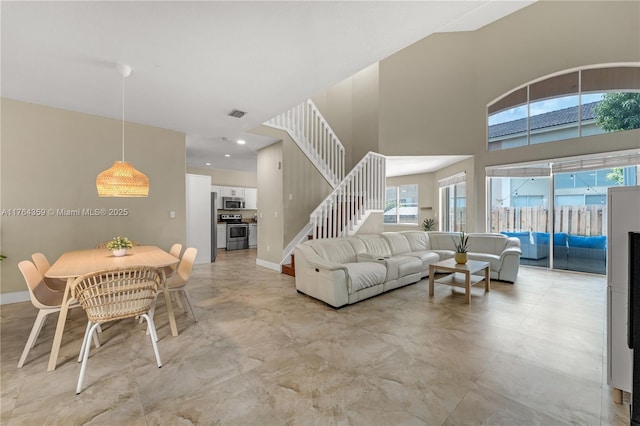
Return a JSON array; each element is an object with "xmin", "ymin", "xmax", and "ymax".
[{"xmin": 96, "ymin": 161, "xmax": 149, "ymax": 197}]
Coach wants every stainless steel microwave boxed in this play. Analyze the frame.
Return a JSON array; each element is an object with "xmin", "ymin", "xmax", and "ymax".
[{"xmin": 222, "ymin": 197, "xmax": 245, "ymax": 210}]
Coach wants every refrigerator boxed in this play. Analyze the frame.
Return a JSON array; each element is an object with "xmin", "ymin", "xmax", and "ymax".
[
  {"xmin": 607, "ymin": 186, "xmax": 640, "ymax": 412},
  {"xmin": 211, "ymin": 192, "xmax": 218, "ymax": 262}
]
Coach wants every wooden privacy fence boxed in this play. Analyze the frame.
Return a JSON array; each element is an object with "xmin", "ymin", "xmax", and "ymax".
[{"xmin": 491, "ymin": 205, "xmax": 606, "ymax": 236}]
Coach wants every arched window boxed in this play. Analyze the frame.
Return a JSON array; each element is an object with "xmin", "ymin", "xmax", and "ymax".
[{"xmin": 487, "ymin": 65, "xmax": 640, "ymax": 151}]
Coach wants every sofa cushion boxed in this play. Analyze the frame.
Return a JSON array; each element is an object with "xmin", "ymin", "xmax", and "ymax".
[
  {"xmin": 311, "ymin": 239, "xmax": 358, "ymax": 264},
  {"xmin": 431, "ymin": 250, "xmax": 455, "ymax": 260},
  {"xmin": 401, "ymin": 231, "xmax": 431, "ymax": 251},
  {"xmin": 567, "ymin": 235, "xmax": 607, "ymax": 250},
  {"xmin": 382, "ymin": 232, "xmax": 412, "ymax": 255},
  {"xmin": 352, "ymin": 234, "xmax": 392, "ymax": 257},
  {"xmin": 385, "ymin": 255, "xmax": 422, "ymax": 281},
  {"xmin": 426, "ymin": 232, "xmax": 458, "ymax": 251},
  {"xmin": 533, "ymin": 232, "xmax": 568, "ymax": 247},
  {"xmin": 401, "ymin": 250, "xmax": 440, "ymax": 272},
  {"xmin": 467, "ymin": 234, "xmax": 508, "ymax": 256},
  {"xmin": 467, "ymin": 252, "xmax": 502, "ymax": 271},
  {"xmin": 344, "ymin": 262, "xmax": 387, "ymax": 293}
]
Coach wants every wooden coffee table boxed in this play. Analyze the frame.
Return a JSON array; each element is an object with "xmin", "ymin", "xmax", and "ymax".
[{"xmin": 428, "ymin": 258, "xmax": 490, "ymax": 304}]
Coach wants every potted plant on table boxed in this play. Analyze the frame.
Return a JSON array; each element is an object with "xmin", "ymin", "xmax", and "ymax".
[
  {"xmin": 452, "ymin": 232, "xmax": 469, "ymax": 264},
  {"xmin": 106, "ymin": 236, "xmax": 133, "ymax": 257}
]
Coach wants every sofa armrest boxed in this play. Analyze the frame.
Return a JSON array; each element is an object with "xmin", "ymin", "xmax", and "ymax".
[
  {"xmin": 500, "ymin": 247, "xmax": 522, "ymax": 259},
  {"xmin": 504, "ymin": 237, "xmax": 521, "ymax": 252},
  {"xmin": 295, "ymin": 245, "xmax": 347, "ymax": 272}
]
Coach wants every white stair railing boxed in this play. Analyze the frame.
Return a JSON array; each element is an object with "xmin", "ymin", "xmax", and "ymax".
[
  {"xmin": 310, "ymin": 152, "xmax": 385, "ymax": 239},
  {"xmin": 280, "ymin": 152, "xmax": 386, "ymax": 266},
  {"xmin": 265, "ymin": 99, "xmax": 345, "ymax": 188}
]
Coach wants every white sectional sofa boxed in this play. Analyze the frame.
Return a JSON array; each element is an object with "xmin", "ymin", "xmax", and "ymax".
[{"xmin": 294, "ymin": 231, "xmax": 521, "ymax": 308}]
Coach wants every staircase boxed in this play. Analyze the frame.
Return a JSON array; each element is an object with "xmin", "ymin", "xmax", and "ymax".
[
  {"xmin": 265, "ymin": 99, "xmax": 344, "ymax": 188},
  {"xmin": 264, "ymin": 100, "xmax": 386, "ymax": 276}
]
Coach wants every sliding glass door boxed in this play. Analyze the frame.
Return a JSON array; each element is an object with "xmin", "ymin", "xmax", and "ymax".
[
  {"xmin": 488, "ymin": 172, "xmax": 552, "ymax": 268},
  {"xmin": 488, "ymin": 157, "xmax": 639, "ymax": 275},
  {"xmin": 552, "ymin": 166, "xmax": 637, "ymax": 274}
]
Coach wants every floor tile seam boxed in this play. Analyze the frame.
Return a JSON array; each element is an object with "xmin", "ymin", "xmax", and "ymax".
[
  {"xmin": 493, "ymin": 348, "xmax": 604, "ymax": 389},
  {"xmin": 471, "ymin": 380, "xmax": 576, "ymax": 426},
  {"xmin": 513, "ymin": 321, "xmax": 607, "ymax": 357}
]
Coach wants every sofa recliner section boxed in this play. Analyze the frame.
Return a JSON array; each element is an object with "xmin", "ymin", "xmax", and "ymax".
[{"xmin": 294, "ymin": 231, "xmax": 521, "ymax": 308}]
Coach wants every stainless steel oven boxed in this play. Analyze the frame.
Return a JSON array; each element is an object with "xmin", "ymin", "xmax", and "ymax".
[{"xmin": 220, "ymin": 214, "xmax": 249, "ymax": 251}]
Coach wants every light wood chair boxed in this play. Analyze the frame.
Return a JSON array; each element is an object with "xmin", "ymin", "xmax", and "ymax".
[
  {"xmin": 151, "ymin": 247, "xmax": 198, "ymax": 325},
  {"xmin": 163, "ymin": 243, "xmax": 182, "ymax": 279},
  {"xmin": 17, "ymin": 260, "xmax": 99, "ymax": 368},
  {"xmin": 72, "ymin": 266, "xmax": 163, "ymax": 394},
  {"xmin": 31, "ymin": 253, "xmax": 66, "ymax": 292}
]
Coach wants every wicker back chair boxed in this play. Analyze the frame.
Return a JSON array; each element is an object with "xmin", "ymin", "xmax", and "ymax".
[{"xmin": 72, "ymin": 266, "xmax": 163, "ymax": 394}]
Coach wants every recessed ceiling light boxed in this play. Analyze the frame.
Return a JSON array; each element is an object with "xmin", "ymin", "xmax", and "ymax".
[
  {"xmin": 205, "ymin": 162, "xmax": 211, "ymax": 166},
  {"xmin": 224, "ymin": 154, "xmax": 230, "ymax": 158},
  {"xmin": 237, "ymin": 139, "xmax": 246, "ymax": 145}
]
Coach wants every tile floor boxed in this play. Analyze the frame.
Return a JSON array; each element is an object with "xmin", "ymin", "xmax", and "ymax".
[{"xmin": 0, "ymin": 248, "xmax": 632, "ymax": 425}]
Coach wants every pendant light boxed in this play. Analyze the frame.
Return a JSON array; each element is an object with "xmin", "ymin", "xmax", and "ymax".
[{"xmin": 96, "ymin": 63, "xmax": 149, "ymax": 197}]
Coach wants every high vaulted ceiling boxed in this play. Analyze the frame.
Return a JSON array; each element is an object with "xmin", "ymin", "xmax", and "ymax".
[{"xmin": 1, "ymin": 1, "xmax": 534, "ymax": 173}]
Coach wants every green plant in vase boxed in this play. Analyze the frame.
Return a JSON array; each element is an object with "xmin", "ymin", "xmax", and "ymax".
[
  {"xmin": 452, "ymin": 232, "xmax": 469, "ymax": 264},
  {"xmin": 106, "ymin": 236, "xmax": 133, "ymax": 256}
]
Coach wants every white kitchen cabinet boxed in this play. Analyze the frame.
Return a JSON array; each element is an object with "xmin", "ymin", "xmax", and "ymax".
[
  {"xmin": 245, "ymin": 188, "xmax": 257, "ymax": 210},
  {"xmin": 249, "ymin": 223, "xmax": 258, "ymax": 248},
  {"xmin": 216, "ymin": 223, "xmax": 227, "ymax": 249},
  {"xmin": 211, "ymin": 185, "xmax": 221, "ymax": 196},
  {"xmin": 220, "ymin": 186, "xmax": 244, "ymax": 198}
]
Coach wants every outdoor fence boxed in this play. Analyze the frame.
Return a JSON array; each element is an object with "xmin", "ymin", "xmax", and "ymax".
[{"xmin": 491, "ymin": 205, "xmax": 606, "ymax": 236}]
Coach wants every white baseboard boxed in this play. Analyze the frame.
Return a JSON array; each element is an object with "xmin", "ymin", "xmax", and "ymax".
[
  {"xmin": 256, "ymin": 258, "xmax": 281, "ymax": 272},
  {"xmin": 1, "ymin": 291, "xmax": 29, "ymax": 305}
]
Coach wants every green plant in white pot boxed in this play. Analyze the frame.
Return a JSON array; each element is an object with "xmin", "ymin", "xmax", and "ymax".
[
  {"xmin": 452, "ymin": 232, "xmax": 469, "ymax": 264},
  {"xmin": 106, "ymin": 236, "xmax": 133, "ymax": 257}
]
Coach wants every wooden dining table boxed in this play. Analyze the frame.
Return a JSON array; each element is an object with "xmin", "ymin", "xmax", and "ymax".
[{"xmin": 44, "ymin": 245, "xmax": 180, "ymax": 371}]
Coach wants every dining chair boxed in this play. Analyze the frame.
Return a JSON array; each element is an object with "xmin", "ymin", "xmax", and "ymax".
[
  {"xmin": 73, "ymin": 266, "xmax": 163, "ymax": 394},
  {"xmin": 31, "ymin": 253, "xmax": 66, "ymax": 292},
  {"xmin": 150, "ymin": 247, "xmax": 198, "ymax": 325},
  {"xmin": 162, "ymin": 243, "xmax": 183, "ymax": 279},
  {"xmin": 17, "ymin": 260, "xmax": 99, "ymax": 368}
]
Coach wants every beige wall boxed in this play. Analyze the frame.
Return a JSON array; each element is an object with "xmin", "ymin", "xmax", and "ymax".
[
  {"xmin": 319, "ymin": 1, "xmax": 639, "ymax": 232},
  {"xmin": 187, "ymin": 166, "xmax": 257, "ymax": 188},
  {"xmin": 254, "ymin": 125, "xmax": 333, "ymax": 265},
  {"xmin": 313, "ymin": 63, "xmax": 381, "ymax": 170},
  {"xmin": 282, "ymin": 134, "xmax": 333, "ymax": 244},
  {"xmin": 1, "ymin": 99, "xmax": 186, "ymax": 296},
  {"xmin": 256, "ymin": 141, "xmax": 284, "ymax": 265},
  {"xmin": 433, "ymin": 157, "xmax": 475, "ymax": 231},
  {"xmin": 383, "ymin": 172, "xmax": 436, "ymax": 232}
]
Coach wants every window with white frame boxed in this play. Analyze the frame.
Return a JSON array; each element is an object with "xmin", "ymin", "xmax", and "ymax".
[
  {"xmin": 439, "ymin": 173, "xmax": 466, "ymax": 232},
  {"xmin": 384, "ymin": 184, "xmax": 418, "ymax": 224}
]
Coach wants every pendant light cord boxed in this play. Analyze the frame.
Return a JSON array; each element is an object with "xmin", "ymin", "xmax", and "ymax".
[{"xmin": 122, "ymin": 73, "xmax": 125, "ymax": 162}]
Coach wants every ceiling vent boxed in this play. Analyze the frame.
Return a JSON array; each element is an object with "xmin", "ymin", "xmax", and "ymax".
[{"xmin": 228, "ymin": 109, "xmax": 247, "ymax": 118}]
